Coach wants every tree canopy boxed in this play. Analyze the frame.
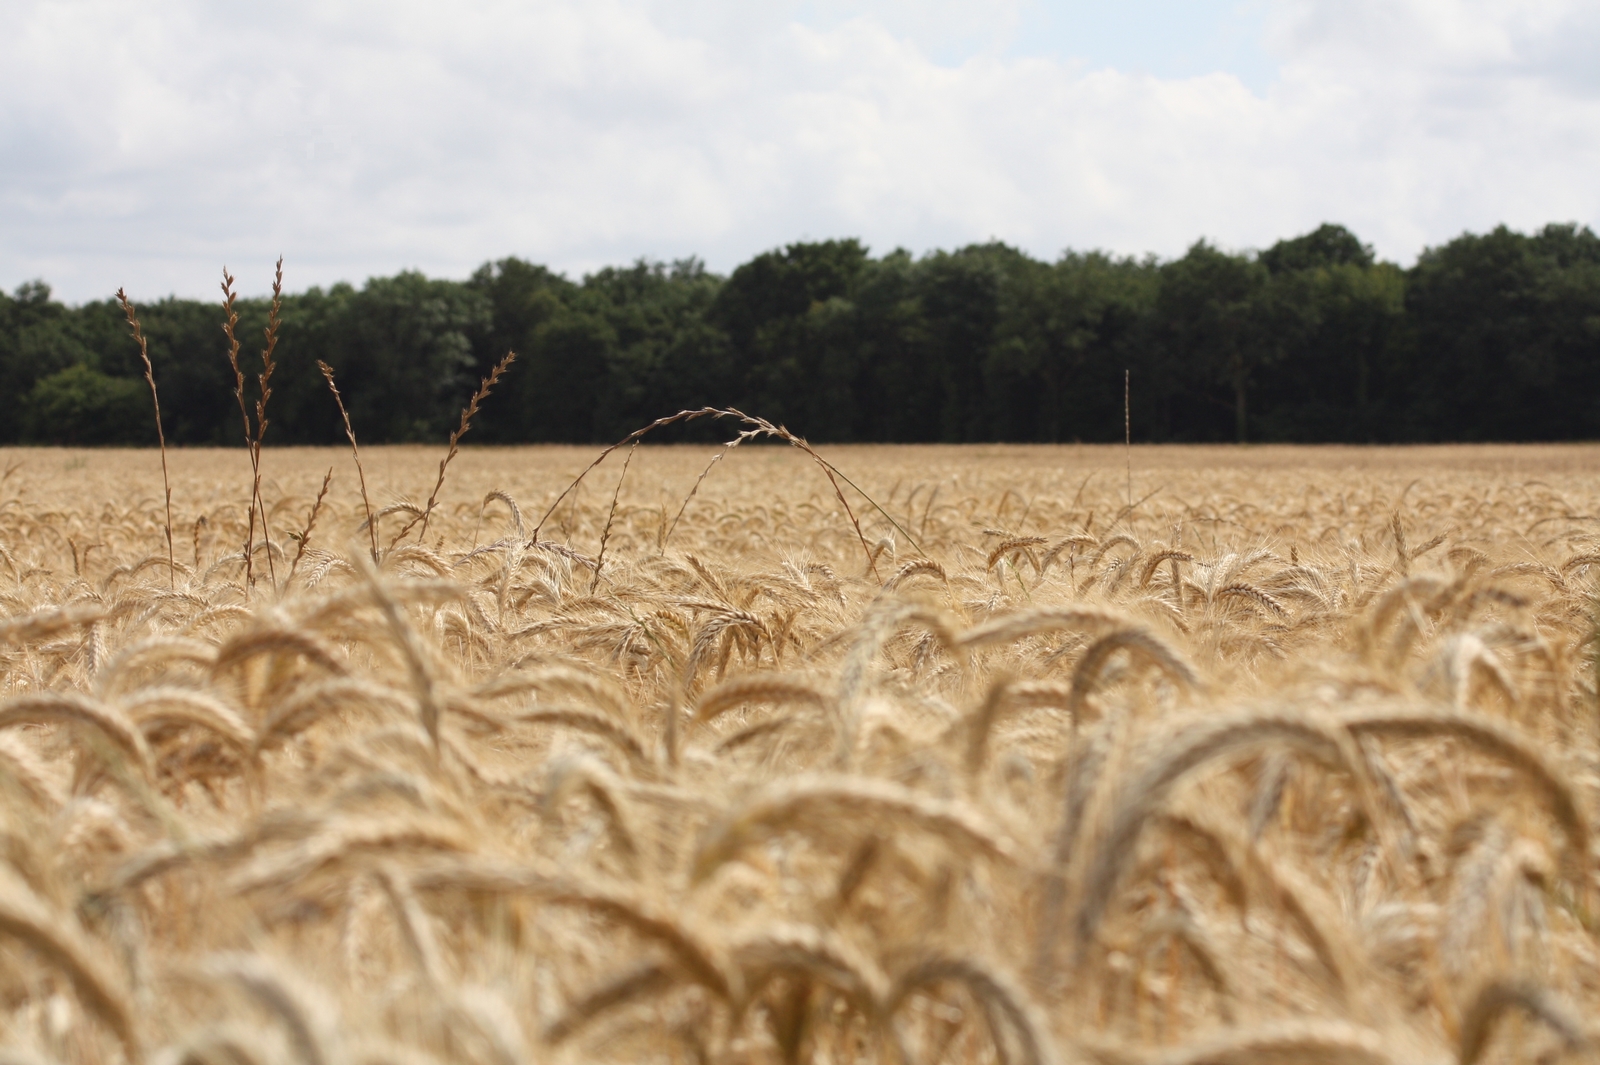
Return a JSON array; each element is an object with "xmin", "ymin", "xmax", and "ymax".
[{"xmin": 5, "ymin": 221, "xmax": 1599, "ymax": 446}]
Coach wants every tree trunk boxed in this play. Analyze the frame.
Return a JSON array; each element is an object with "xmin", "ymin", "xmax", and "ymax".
[{"xmin": 1232, "ymin": 350, "xmax": 1248, "ymax": 443}]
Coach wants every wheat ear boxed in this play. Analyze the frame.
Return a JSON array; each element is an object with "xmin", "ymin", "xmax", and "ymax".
[
  {"xmin": 694, "ymin": 674, "xmax": 834, "ymax": 726},
  {"xmin": 477, "ymin": 663, "xmax": 634, "ymax": 720},
  {"xmin": 517, "ymin": 707, "xmax": 652, "ymax": 769},
  {"xmin": 962, "ymin": 678, "xmax": 1075, "ymax": 774},
  {"xmin": 213, "ymin": 626, "xmax": 348, "ymax": 679},
  {"xmin": 0, "ymin": 603, "xmax": 104, "ymax": 647},
  {"xmin": 119, "ymin": 686, "xmax": 256, "ymax": 753},
  {"xmin": 1065, "ymin": 627, "xmax": 1200, "ymax": 722},
  {"xmin": 372, "ymin": 866, "xmax": 448, "ymax": 985},
  {"xmin": 732, "ymin": 922, "xmax": 889, "ymax": 1022},
  {"xmin": 836, "ymin": 599, "xmax": 960, "ymax": 758},
  {"xmin": 1344, "ymin": 708, "xmax": 1588, "ymax": 890},
  {"xmin": 253, "ymin": 679, "xmax": 412, "ymax": 753},
  {"xmin": 0, "ymin": 691, "xmax": 154, "ymax": 779},
  {"xmin": 956, "ymin": 605, "xmax": 1125, "ymax": 651},
  {"xmin": 884, "ymin": 557, "xmax": 947, "ymax": 592},
  {"xmin": 229, "ymin": 816, "xmax": 470, "ymax": 895},
  {"xmin": 543, "ymin": 755, "xmax": 642, "ymax": 871},
  {"xmin": 544, "ymin": 961, "xmax": 676, "ymax": 1044}
]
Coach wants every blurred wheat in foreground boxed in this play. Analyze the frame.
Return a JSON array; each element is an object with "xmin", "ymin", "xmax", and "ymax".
[{"xmin": 2, "ymin": 441, "xmax": 1599, "ymax": 1065}]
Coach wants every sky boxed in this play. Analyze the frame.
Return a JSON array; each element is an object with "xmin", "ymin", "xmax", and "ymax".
[{"xmin": 3, "ymin": 0, "xmax": 1599, "ymax": 302}]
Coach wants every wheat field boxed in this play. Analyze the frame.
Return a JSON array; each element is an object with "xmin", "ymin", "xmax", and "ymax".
[{"xmin": 1, "ymin": 439, "xmax": 1598, "ymax": 1065}]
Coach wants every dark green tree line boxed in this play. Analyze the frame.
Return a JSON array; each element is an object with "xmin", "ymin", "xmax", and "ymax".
[{"xmin": 4, "ymin": 221, "xmax": 1598, "ymax": 446}]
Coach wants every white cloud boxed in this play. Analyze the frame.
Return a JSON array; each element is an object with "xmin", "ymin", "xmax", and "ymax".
[{"xmin": 2, "ymin": 0, "xmax": 1597, "ymax": 301}]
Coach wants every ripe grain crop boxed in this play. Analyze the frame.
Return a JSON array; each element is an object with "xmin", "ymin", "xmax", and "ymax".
[{"xmin": 1, "ymin": 435, "xmax": 1599, "ymax": 1065}]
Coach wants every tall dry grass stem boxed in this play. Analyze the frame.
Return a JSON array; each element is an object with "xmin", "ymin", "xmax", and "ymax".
[
  {"xmin": 317, "ymin": 360, "xmax": 377, "ymax": 561},
  {"xmin": 395, "ymin": 350, "xmax": 517, "ymax": 549},
  {"xmin": 252, "ymin": 258, "xmax": 283, "ymax": 589},
  {"xmin": 289, "ymin": 467, "xmax": 333, "ymax": 579},
  {"xmin": 115, "ymin": 288, "xmax": 175, "ymax": 589},
  {"xmin": 591, "ymin": 440, "xmax": 638, "ymax": 593},
  {"xmin": 663, "ymin": 439, "xmax": 740, "ymax": 551},
  {"xmin": 219, "ymin": 265, "xmax": 280, "ymax": 591}
]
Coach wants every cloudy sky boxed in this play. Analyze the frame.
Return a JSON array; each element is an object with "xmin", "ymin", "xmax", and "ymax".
[{"xmin": 4, "ymin": 0, "xmax": 1598, "ymax": 301}]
